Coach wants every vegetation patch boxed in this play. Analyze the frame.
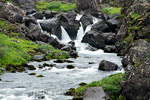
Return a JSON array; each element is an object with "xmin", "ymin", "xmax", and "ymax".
[
  {"xmin": 0, "ymin": 20, "xmax": 16, "ymax": 32},
  {"xmin": 74, "ymin": 73, "xmax": 125, "ymax": 100},
  {"xmin": 36, "ymin": 1, "xmax": 76, "ymax": 12},
  {"xmin": 100, "ymin": 7, "xmax": 121, "ymax": 15}
]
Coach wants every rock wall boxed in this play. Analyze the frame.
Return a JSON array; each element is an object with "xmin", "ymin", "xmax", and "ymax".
[{"xmin": 116, "ymin": 0, "xmax": 150, "ymax": 99}]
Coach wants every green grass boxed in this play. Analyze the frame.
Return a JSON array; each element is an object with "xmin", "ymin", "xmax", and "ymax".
[
  {"xmin": 0, "ymin": 33, "xmax": 38, "ymax": 68},
  {"xmin": 36, "ymin": 1, "xmax": 76, "ymax": 12},
  {"xmin": 0, "ymin": 32, "xmax": 68, "ymax": 68},
  {"xmin": 46, "ymin": 50, "xmax": 68, "ymax": 60},
  {"xmin": 101, "ymin": 7, "xmax": 121, "ymax": 15},
  {"xmin": 0, "ymin": 20, "xmax": 15, "ymax": 32},
  {"xmin": 75, "ymin": 73, "xmax": 124, "ymax": 100}
]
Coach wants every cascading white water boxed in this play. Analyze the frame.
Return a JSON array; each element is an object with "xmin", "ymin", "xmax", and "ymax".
[
  {"xmin": 76, "ymin": 22, "xmax": 85, "ymax": 41},
  {"xmin": 75, "ymin": 14, "xmax": 83, "ymax": 21},
  {"xmin": 60, "ymin": 26, "xmax": 71, "ymax": 43}
]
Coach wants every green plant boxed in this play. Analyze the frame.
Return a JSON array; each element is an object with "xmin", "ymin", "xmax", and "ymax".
[
  {"xmin": 36, "ymin": 1, "xmax": 76, "ymax": 12},
  {"xmin": 101, "ymin": 7, "xmax": 121, "ymax": 15}
]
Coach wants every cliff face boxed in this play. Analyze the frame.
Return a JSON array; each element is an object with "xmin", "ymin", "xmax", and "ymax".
[{"xmin": 116, "ymin": 0, "xmax": 150, "ymax": 99}]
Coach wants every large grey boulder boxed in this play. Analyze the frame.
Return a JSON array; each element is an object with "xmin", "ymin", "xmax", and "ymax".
[
  {"xmin": 82, "ymin": 30, "xmax": 105, "ymax": 49},
  {"xmin": 83, "ymin": 87, "xmax": 109, "ymax": 100},
  {"xmin": 99, "ymin": 60, "xmax": 118, "ymax": 71}
]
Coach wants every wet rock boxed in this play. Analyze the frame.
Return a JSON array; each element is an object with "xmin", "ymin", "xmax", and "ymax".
[
  {"xmin": 69, "ymin": 50, "xmax": 78, "ymax": 58},
  {"xmin": 43, "ymin": 63, "xmax": 50, "ymax": 67},
  {"xmin": 103, "ymin": 32, "xmax": 116, "ymax": 45},
  {"xmin": 104, "ymin": 45, "xmax": 117, "ymax": 53},
  {"xmin": 107, "ymin": 18, "xmax": 120, "ymax": 33},
  {"xmin": 44, "ymin": 10, "xmax": 52, "ymax": 19},
  {"xmin": 33, "ymin": 54, "xmax": 45, "ymax": 61},
  {"xmin": 83, "ymin": 87, "xmax": 109, "ymax": 100},
  {"xmin": 38, "ymin": 64, "xmax": 43, "ymax": 69},
  {"xmin": 91, "ymin": 20, "xmax": 111, "ymax": 33},
  {"xmin": 82, "ymin": 30, "xmax": 105, "ymax": 49},
  {"xmin": 32, "ymin": 12, "xmax": 44, "ymax": 19},
  {"xmin": 54, "ymin": 59, "xmax": 65, "ymax": 63},
  {"xmin": 28, "ymin": 73, "xmax": 36, "ymax": 75},
  {"xmin": 66, "ymin": 65, "xmax": 75, "ymax": 69},
  {"xmin": 79, "ymin": 82, "xmax": 87, "ymax": 86},
  {"xmin": 99, "ymin": 60, "xmax": 118, "ymax": 71},
  {"xmin": 88, "ymin": 62, "xmax": 95, "ymax": 64},
  {"xmin": 28, "ymin": 65, "xmax": 36, "ymax": 70},
  {"xmin": 80, "ymin": 14, "xmax": 93, "ymax": 30},
  {"xmin": 36, "ymin": 75, "xmax": 44, "ymax": 77},
  {"xmin": 65, "ymin": 60, "xmax": 74, "ymax": 63},
  {"xmin": 24, "ymin": 16, "xmax": 37, "ymax": 27},
  {"xmin": 40, "ymin": 18, "xmax": 61, "ymax": 39},
  {"xmin": 64, "ymin": 88, "xmax": 75, "ymax": 96}
]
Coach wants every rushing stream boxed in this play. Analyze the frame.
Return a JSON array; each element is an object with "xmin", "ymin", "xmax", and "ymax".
[{"xmin": 0, "ymin": 14, "xmax": 124, "ymax": 100}]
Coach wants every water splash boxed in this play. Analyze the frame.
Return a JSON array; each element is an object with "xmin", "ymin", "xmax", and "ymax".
[
  {"xmin": 76, "ymin": 22, "xmax": 84, "ymax": 41},
  {"xmin": 61, "ymin": 26, "xmax": 71, "ymax": 43}
]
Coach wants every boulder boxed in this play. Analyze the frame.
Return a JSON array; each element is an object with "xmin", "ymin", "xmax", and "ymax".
[
  {"xmin": 80, "ymin": 14, "xmax": 93, "ymax": 30},
  {"xmin": 103, "ymin": 32, "xmax": 116, "ymax": 45},
  {"xmin": 32, "ymin": 12, "xmax": 44, "ymax": 19},
  {"xmin": 66, "ymin": 65, "xmax": 75, "ymax": 69},
  {"xmin": 82, "ymin": 30, "xmax": 105, "ymax": 49},
  {"xmin": 104, "ymin": 45, "xmax": 116, "ymax": 53},
  {"xmin": 99, "ymin": 60, "xmax": 118, "ymax": 71},
  {"xmin": 44, "ymin": 10, "xmax": 52, "ymax": 19},
  {"xmin": 77, "ymin": 0, "xmax": 99, "ymax": 14},
  {"xmin": 33, "ymin": 54, "xmax": 45, "ymax": 61},
  {"xmin": 83, "ymin": 87, "xmax": 109, "ymax": 100},
  {"xmin": 91, "ymin": 20, "xmax": 111, "ymax": 33},
  {"xmin": 40, "ymin": 18, "xmax": 62, "ymax": 39},
  {"xmin": 0, "ymin": 2, "xmax": 26, "ymax": 23},
  {"xmin": 106, "ymin": 18, "xmax": 120, "ymax": 33}
]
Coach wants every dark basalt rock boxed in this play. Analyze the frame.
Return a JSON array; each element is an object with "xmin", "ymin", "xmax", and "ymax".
[
  {"xmin": 104, "ymin": 45, "xmax": 117, "ymax": 53},
  {"xmin": 80, "ymin": 14, "xmax": 93, "ymax": 30},
  {"xmin": 91, "ymin": 20, "xmax": 111, "ymax": 33},
  {"xmin": 82, "ymin": 30, "xmax": 105, "ymax": 49},
  {"xmin": 66, "ymin": 65, "xmax": 75, "ymax": 69},
  {"xmin": 99, "ymin": 60, "xmax": 118, "ymax": 71},
  {"xmin": 32, "ymin": 12, "xmax": 44, "ymax": 19}
]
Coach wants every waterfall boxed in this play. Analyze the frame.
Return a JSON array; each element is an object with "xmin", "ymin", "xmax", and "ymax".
[
  {"xmin": 61, "ymin": 26, "xmax": 71, "ymax": 43},
  {"xmin": 75, "ymin": 14, "xmax": 83, "ymax": 21},
  {"xmin": 93, "ymin": 17, "xmax": 99, "ymax": 24},
  {"xmin": 76, "ymin": 22, "xmax": 84, "ymax": 41}
]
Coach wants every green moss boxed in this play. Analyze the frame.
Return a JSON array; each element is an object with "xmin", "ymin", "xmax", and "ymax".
[
  {"xmin": 75, "ymin": 73, "xmax": 125, "ymax": 100},
  {"xmin": 46, "ymin": 50, "xmax": 68, "ymax": 60},
  {"xmin": 0, "ymin": 20, "xmax": 15, "ymax": 32},
  {"xmin": 123, "ymin": 33, "xmax": 134, "ymax": 43},
  {"xmin": 36, "ymin": 1, "xmax": 76, "ymax": 12},
  {"xmin": 131, "ymin": 13, "xmax": 140, "ymax": 21},
  {"xmin": 100, "ymin": 7, "xmax": 121, "ymax": 15},
  {"xmin": 0, "ymin": 33, "xmax": 38, "ymax": 68}
]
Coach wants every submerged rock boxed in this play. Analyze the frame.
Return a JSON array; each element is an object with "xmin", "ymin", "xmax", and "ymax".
[
  {"xmin": 28, "ymin": 73, "xmax": 36, "ymax": 75},
  {"xmin": 36, "ymin": 75, "xmax": 44, "ymax": 77},
  {"xmin": 99, "ymin": 60, "xmax": 118, "ymax": 71}
]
